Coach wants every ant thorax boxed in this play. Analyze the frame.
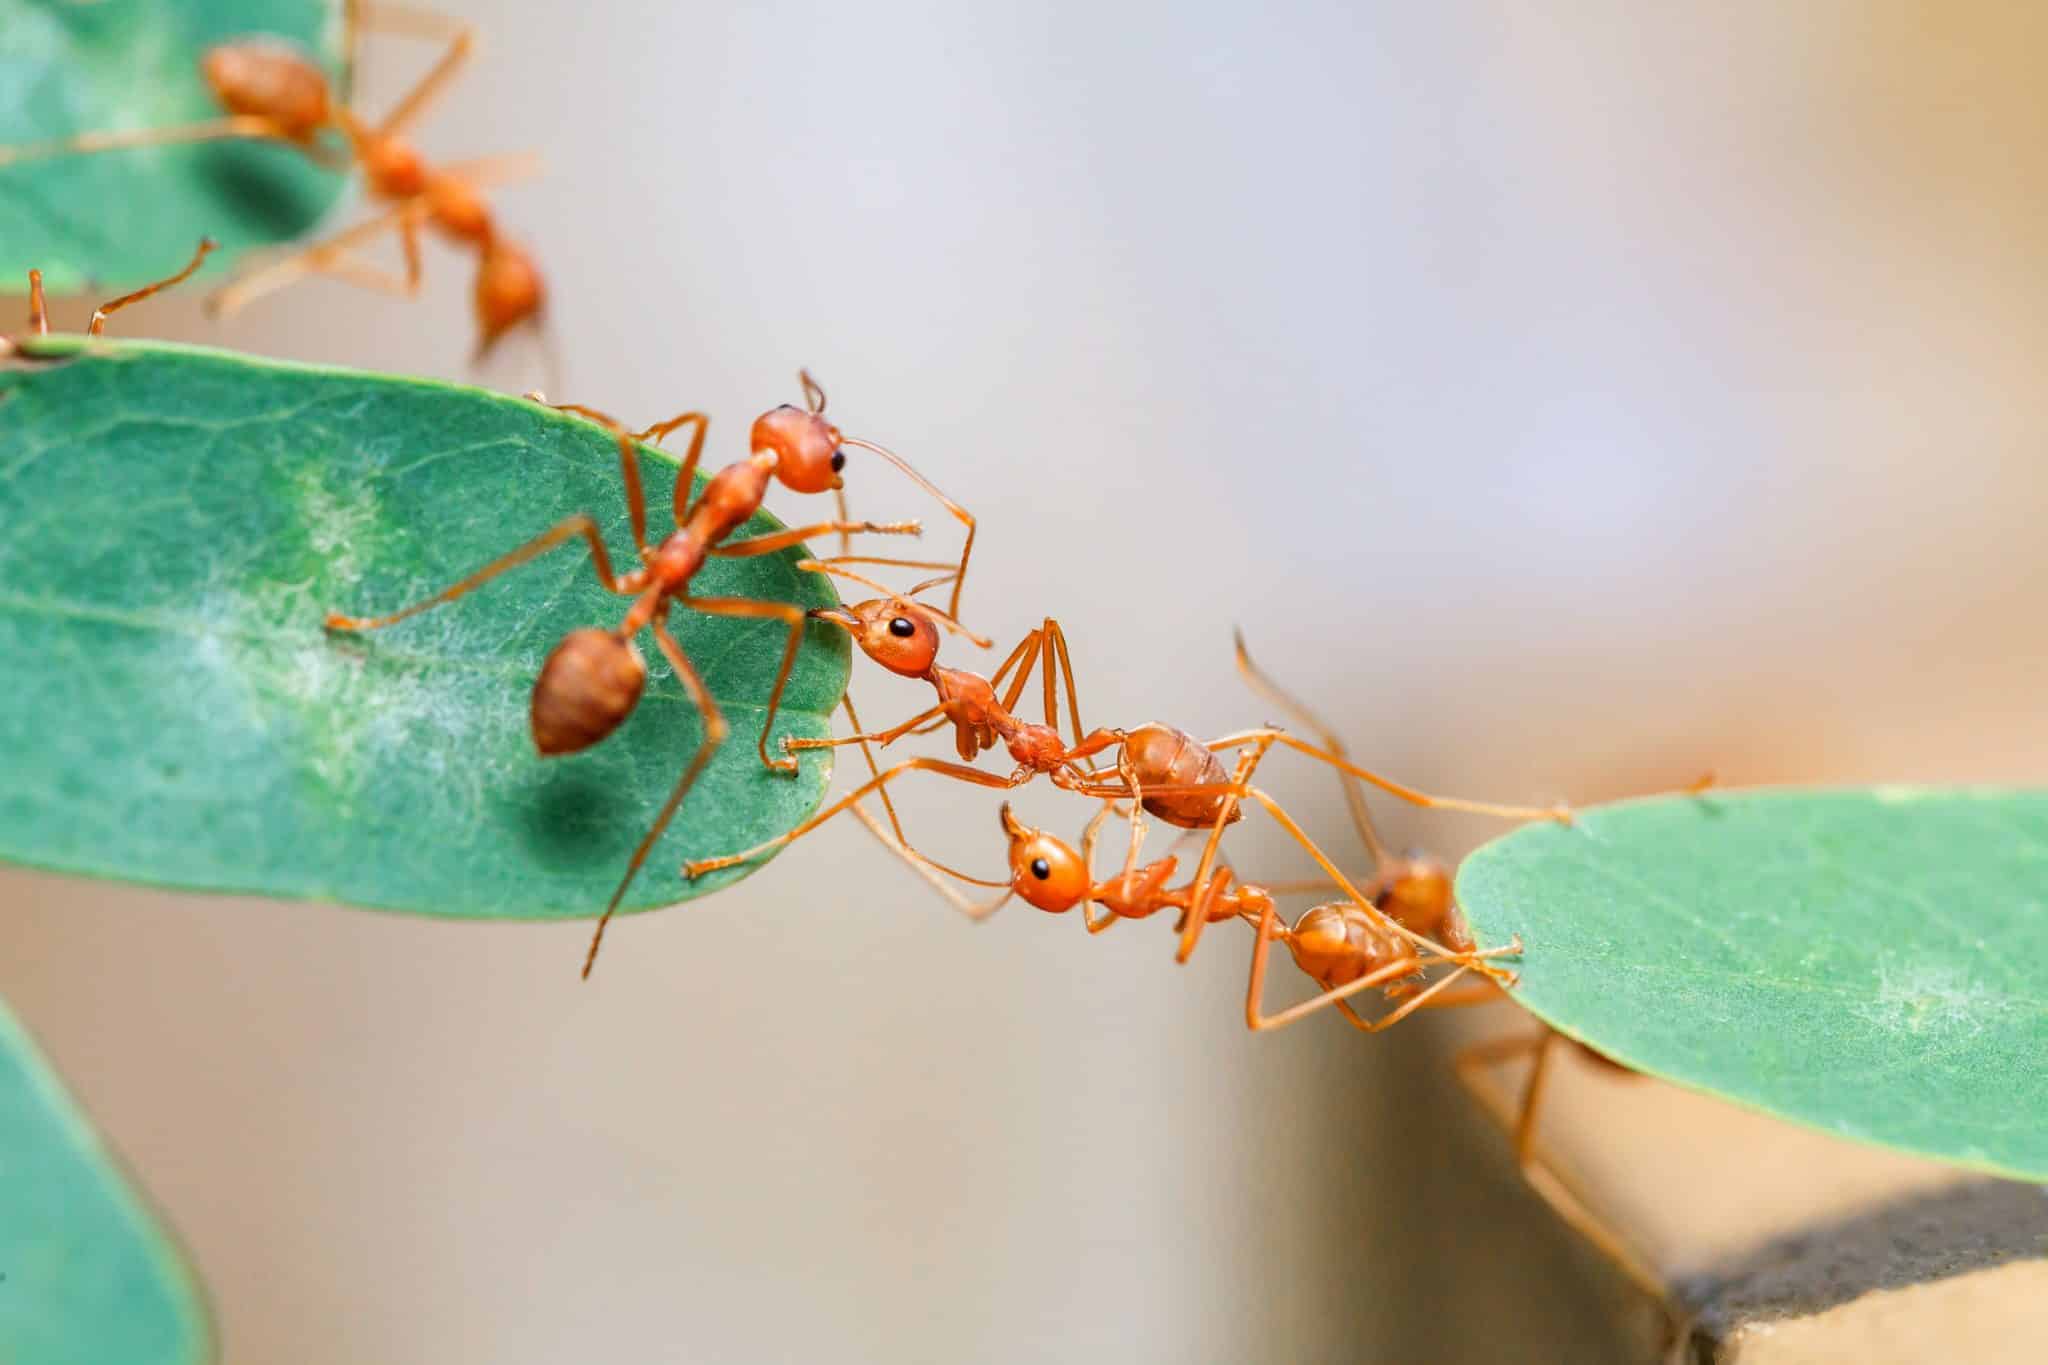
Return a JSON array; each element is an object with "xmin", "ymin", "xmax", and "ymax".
[{"xmin": 682, "ymin": 458, "xmax": 773, "ymax": 545}]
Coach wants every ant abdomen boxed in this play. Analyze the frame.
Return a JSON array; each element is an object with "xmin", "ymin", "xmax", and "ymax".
[
  {"xmin": 1286, "ymin": 903, "xmax": 1411, "ymax": 989},
  {"xmin": 1123, "ymin": 722, "xmax": 1242, "ymax": 830},
  {"xmin": 531, "ymin": 628, "xmax": 645, "ymax": 756},
  {"xmin": 1372, "ymin": 855, "xmax": 1459, "ymax": 943},
  {"xmin": 474, "ymin": 241, "xmax": 544, "ymax": 353}
]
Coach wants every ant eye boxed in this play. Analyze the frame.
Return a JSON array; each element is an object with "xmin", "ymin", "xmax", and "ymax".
[
  {"xmin": 830, "ymin": 449, "xmax": 847, "ymax": 472},
  {"xmin": 1030, "ymin": 857, "xmax": 1051, "ymax": 880},
  {"xmin": 888, "ymin": 617, "xmax": 915, "ymax": 638}
]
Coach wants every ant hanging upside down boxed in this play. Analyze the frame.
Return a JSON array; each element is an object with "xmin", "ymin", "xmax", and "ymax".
[{"xmin": 682, "ymin": 595, "xmax": 1571, "ymax": 980}]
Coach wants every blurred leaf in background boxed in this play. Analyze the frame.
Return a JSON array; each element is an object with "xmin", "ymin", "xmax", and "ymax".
[
  {"xmin": 0, "ymin": 0, "xmax": 347, "ymax": 289},
  {"xmin": 0, "ymin": 339, "xmax": 849, "ymax": 918},
  {"xmin": 0, "ymin": 995, "xmax": 210, "ymax": 1365},
  {"xmin": 1459, "ymin": 786, "xmax": 2048, "ymax": 1179}
]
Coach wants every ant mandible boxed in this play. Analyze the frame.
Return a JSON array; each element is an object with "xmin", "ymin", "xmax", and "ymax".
[
  {"xmin": 325, "ymin": 380, "xmax": 959, "ymax": 977},
  {"xmin": 0, "ymin": 2, "xmax": 545, "ymax": 356}
]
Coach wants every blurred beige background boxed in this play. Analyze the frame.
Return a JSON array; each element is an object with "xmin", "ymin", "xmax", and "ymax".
[{"xmin": 7, "ymin": 1, "xmax": 2048, "ymax": 1361}]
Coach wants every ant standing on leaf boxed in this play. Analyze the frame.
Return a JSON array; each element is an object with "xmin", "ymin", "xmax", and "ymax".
[
  {"xmin": 0, "ymin": 240, "xmax": 218, "ymax": 359},
  {"xmin": 0, "ymin": 2, "xmax": 546, "ymax": 359},
  {"xmin": 325, "ymin": 374, "xmax": 985, "ymax": 978}
]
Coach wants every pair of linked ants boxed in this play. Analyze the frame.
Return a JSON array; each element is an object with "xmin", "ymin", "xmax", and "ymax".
[
  {"xmin": 0, "ymin": 1, "xmax": 544, "ymax": 358},
  {"xmin": 12, "ymin": 251, "xmax": 1666, "ymax": 1305}
]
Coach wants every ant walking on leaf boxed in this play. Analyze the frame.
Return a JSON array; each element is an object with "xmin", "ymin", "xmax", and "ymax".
[
  {"xmin": 325, "ymin": 376, "xmax": 983, "ymax": 977},
  {"xmin": 0, "ymin": 2, "xmax": 547, "ymax": 357}
]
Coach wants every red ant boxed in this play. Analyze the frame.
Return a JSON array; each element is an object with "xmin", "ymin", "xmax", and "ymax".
[
  {"xmin": 1234, "ymin": 631, "xmax": 1677, "ymax": 1301},
  {"xmin": 848, "ymin": 797, "xmax": 1517, "ymax": 1036},
  {"xmin": 324, "ymin": 377, "xmax": 981, "ymax": 976},
  {"xmin": 683, "ymin": 598, "xmax": 1568, "ymax": 982},
  {"xmin": 0, "ymin": 2, "xmax": 545, "ymax": 357},
  {"xmin": 0, "ymin": 240, "xmax": 217, "ymax": 359}
]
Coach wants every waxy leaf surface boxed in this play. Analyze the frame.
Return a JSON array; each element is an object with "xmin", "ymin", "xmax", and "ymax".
[
  {"xmin": 0, "ymin": 995, "xmax": 211, "ymax": 1365},
  {"xmin": 0, "ymin": 337, "xmax": 850, "ymax": 918},
  {"xmin": 1457, "ymin": 786, "xmax": 2048, "ymax": 1180}
]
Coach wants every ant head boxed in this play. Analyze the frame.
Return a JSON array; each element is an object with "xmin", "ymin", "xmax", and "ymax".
[
  {"xmin": 807, "ymin": 599, "xmax": 940, "ymax": 677},
  {"xmin": 752, "ymin": 385, "xmax": 844, "ymax": 495},
  {"xmin": 999, "ymin": 804, "xmax": 1089, "ymax": 912},
  {"xmin": 473, "ymin": 240, "xmax": 545, "ymax": 356},
  {"xmin": 1287, "ymin": 903, "xmax": 1404, "ymax": 988},
  {"xmin": 202, "ymin": 40, "xmax": 333, "ymax": 138},
  {"xmin": 1372, "ymin": 853, "xmax": 1454, "ymax": 939}
]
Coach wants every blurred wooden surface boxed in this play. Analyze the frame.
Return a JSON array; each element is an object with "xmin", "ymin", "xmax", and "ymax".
[{"xmin": 1452, "ymin": 1009, "xmax": 2048, "ymax": 1361}]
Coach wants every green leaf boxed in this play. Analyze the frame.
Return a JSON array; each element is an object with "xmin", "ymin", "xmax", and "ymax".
[
  {"xmin": 0, "ymin": 337, "xmax": 849, "ymax": 918},
  {"xmin": 0, "ymin": 0, "xmax": 348, "ymax": 290},
  {"xmin": 0, "ymin": 994, "xmax": 211, "ymax": 1365},
  {"xmin": 1456, "ymin": 786, "xmax": 2048, "ymax": 1180}
]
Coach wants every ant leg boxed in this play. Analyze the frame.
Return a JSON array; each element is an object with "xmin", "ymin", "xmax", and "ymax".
[
  {"xmin": 353, "ymin": 2, "xmax": 476, "ymax": 137},
  {"xmin": 432, "ymin": 150, "xmax": 546, "ymax": 193},
  {"xmin": 1042, "ymin": 619, "xmax": 1087, "ymax": 749},
  {"xmin": 1077, "ymin": 802, "xmax": 1122, "ymax": 933},
  {"xmin": 677, "ymin": 595, "xmax": 808, "ymax": 774},
  {"xmin": 542, "ymin": 404, "xmax": 656, "ymax": 555},
  {"xmin": 1175, "ymin": 740, "xmax": 1274, "ymax": 963},
  {"xmin": 838, "ymin": 436, "xmax": 979, "ymax": 627},
  {"xmin": 1331, "ymin": 964, "xmax": 1492, "ymax": 1033},
  {"xmin": 1453, "ymin": 1031, "xmax": 1669, "ymax": 1304},
  {"xmin": 847, "ymin": 799, "xmax": 1014, "ymax": 919},
  {"xmin": 86, "ymin": 238, "xmax": 216, "ymax": 336},
  {"xmin": 799, "ymin": 554, "xmax": 960, "ymax": 575},
  {"xmin": 986, "ymin": 629, "xmax": 1045, "ymax": 713},
  {"xmin": 0, "ymin": 116, "xmax": 311, "ymax": 169},
  {"xmin": 616, "ymin": 410, "xmax": 710, "ymax": 527},
  {"xmin": 785, "ymin": 701, "xmax": 946, "ymax": 755},
  {"xmin": 270, "ymin": 210, "xmax": 425, "ymax": 305},
  {"xmin": 325, "ymin": 513, "xmax": 639, "ymax": 631},
  {"xmin": 840, "ymin": 692, "xmax": 906, "ymax": 853},
  {"xmin": 1378, "ymin": 979, "xmax": 1503, "ymax": 1010},
  {"xmin": 1244, "ymin": 897, "xmax": 1436, "ymax": 1031},
  {"xmin": 206, "ymin": 204, "xmax": 421, "ymax": 318},
  {"xmin": 1202, "ymin": 728, "xmax": 1573, "ymax": 826},
  {"xmin": 838, "ymin": 705, "xmax": 1019, "ymax": 917},
  {"xmin": 683, "ymin": 757, "xmax": 1025, "ymax": 879},
  {"xmin": 1112, "ymin": 754, "xmax": 1151, "ymax": 903},
  {"xmin": 711, "ymin": 520, "xmax": 923, "ymax": 558},
  {"xmin": 1233, "ymin": 630, "xmax": 1389, "ymax": 870},
  {"xmin": 580, "ymin": 611, "xmax": 722, "ymax": 978}
]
